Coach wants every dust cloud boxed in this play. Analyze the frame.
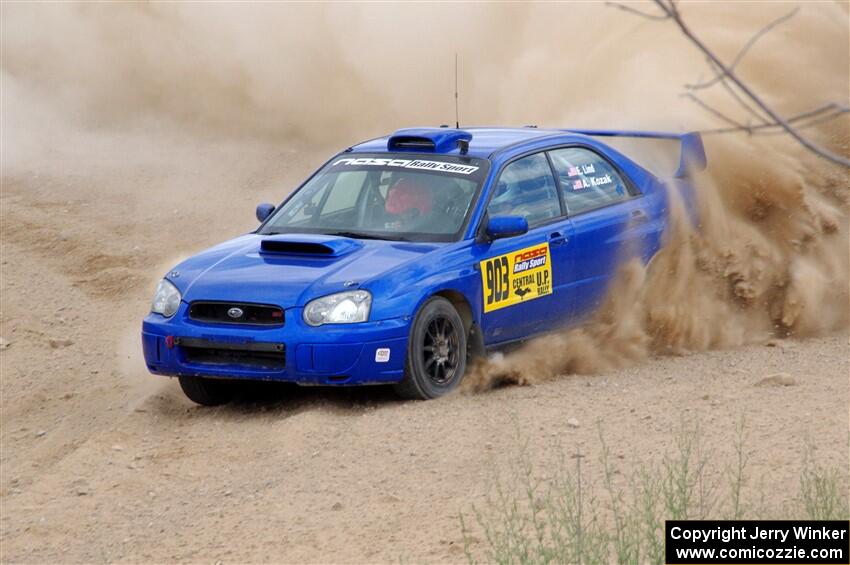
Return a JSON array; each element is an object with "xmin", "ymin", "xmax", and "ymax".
[{"xmin": 2, "ymin": 2, "xmax": 847, "ymax": 389}]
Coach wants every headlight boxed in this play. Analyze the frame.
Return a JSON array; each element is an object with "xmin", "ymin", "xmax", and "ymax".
[
  {"xmin": 303, "ymin": 290, "xmax": 371, "ymax": 326},
  {"xmin": 151, "ymin": 279, "xmax": 181, "ymax": 318}
]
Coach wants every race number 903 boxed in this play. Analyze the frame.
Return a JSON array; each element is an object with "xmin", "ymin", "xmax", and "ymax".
[{"xmin": 484, "ymin": 256, "xmax": 510, "ymax": 306}]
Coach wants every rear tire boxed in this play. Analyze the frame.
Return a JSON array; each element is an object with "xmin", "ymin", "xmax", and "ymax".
[
  {"xmin": 394, "ymin": 297, "xmax": 467, "ymax": 400},
  {"xmin": 178, "ymin": 376, "xmax": 236, "ymax": 406}
]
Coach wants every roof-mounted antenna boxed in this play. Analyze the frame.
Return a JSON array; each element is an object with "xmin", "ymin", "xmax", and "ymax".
[{"xmin": 454, "ymin": 52, "xmax": 460, "ymax": 129}]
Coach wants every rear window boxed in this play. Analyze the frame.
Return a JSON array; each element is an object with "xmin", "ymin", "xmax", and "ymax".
[{"xmin": 549, "ymin": 147, "xmax": 631, "ymax": 215}]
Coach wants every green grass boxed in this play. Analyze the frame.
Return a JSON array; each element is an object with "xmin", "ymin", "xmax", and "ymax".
[
  {"xmin": 460, "ymin": 418, "xmax": 848, "ymax": 565},
  {"xmin": 800, "ymin": 443, "xmax": 850, "ymax": 521}
]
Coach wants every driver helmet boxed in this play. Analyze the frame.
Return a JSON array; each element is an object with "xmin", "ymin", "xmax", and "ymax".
[{"xmin": 385, "ymin": 175, "xmax": 433, "ymax": 217}]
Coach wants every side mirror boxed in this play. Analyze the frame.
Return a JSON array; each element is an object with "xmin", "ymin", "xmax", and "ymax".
[
  {"xmin": 256, "ymin": 203, "xmax": 275, "ymax": 223},
  {"xmin": 486, "ymin": 216, "xmax": 529, "ymax": 240}
]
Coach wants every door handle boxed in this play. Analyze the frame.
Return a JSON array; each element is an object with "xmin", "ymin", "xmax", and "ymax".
[
  {"xmin": 631, "ymin": 209, "xmax": 648, "ymax": 224},
  {"xmin": 549, "ymin": 231, "xmax": 568, "ymax": 246}
]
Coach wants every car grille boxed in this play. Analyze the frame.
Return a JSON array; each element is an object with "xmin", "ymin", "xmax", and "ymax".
[
  {"xmin": 177, "ymin": 337, "xmax": 286, "ymax": 370},
  {"xmin": 188, "ymin": 301, "xmax": 284, "ymax": 326}
]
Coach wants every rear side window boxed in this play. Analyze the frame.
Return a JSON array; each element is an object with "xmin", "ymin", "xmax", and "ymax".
[
  {"xmin": 487, "ymin": 153, "xmax": 561, "ymax": 227},
  {"xmin": 549, "ymin": 147, "xmax": 631, "ymax": 215}
]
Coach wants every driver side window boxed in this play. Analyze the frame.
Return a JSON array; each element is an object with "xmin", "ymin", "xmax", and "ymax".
[{"xmin": 487, "ymin": 153, "xmax": 561, "ymax": 227}]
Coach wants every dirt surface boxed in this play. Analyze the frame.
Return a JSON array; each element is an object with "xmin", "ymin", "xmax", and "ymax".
[{"xmin": 2, "ymin": 2, "xmax": 849, "ymax": 563}]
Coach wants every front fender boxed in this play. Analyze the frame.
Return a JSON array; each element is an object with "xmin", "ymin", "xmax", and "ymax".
[{"xmin": 366, "ymin": 251, "xmax": 482, "ymax": 326}]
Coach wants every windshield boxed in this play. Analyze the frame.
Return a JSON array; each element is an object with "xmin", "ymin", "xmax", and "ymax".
[{"xmin": 259, "ymin": 153, "xmax": 489, "ymax": 242}]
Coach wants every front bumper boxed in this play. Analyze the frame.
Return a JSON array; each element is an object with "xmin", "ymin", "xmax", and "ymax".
[{"xmin": 142, "ymin": 302, "xmax": 409, "ymax": 385}]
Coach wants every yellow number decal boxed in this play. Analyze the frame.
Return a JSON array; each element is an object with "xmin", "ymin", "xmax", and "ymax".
[{"xmin": 480, "ymin": 242, "xmax": 553, "ymax": 313}]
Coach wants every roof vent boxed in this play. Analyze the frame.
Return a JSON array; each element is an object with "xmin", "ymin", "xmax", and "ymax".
[
  {"xmin": 387, "ymin": 128, "xmax": 473, "ymax": 154},
  {"xmin": 388, "ymin": 136, "xmax": 435, "ymax": 151}
]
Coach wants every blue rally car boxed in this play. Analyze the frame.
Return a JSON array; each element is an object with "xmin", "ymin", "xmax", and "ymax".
[{"xmin": 143, "ymin": 126, "xmax": 705, "ymax": 405}]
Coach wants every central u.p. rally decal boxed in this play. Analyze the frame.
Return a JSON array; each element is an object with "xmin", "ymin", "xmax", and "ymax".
[{"xmin": 480, "ymin": 242, "xmax": 553, "ymax": 313}]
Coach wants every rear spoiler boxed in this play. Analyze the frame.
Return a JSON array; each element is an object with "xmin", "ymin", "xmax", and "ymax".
[{"xmin": 563, "ymin": 129, "xmax": 707, "ymax": 178}]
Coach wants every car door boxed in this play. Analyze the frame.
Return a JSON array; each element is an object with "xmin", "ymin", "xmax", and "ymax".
[
  {"xmin": 474, "ymin": 152, "xmax": 575, "ymax": 344},
  {"xmin": 548, "ymin": 146, "xmax": 650, "ymax": 321}
]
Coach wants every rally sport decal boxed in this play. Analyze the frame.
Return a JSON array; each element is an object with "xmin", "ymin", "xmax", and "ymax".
[{"xmin": 480, "ymin": 242, "xmax": 552, "ymax": 313}]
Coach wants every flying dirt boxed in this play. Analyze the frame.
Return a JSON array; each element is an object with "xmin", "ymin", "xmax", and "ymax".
[{"xmin": 1, "ymin": 2, "xmax": 847, "ymax": 562}]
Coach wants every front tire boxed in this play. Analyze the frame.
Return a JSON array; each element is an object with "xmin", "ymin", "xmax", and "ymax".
[
  {"xmin": 178, "ymin": 375, "xmax": 236, "ymax": 406},
  {"xmin": 394, "ymin": 297, "xmax": 467, "ymax": 400}
]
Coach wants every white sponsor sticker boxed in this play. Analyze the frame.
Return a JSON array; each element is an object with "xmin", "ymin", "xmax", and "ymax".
[
  {"xmin": 331, "ymin": 157, "xmax": 479, "ymax": 175},
  {"xmin": 375, "ymin": 348, "xmax": 391, "ymax": 363}
]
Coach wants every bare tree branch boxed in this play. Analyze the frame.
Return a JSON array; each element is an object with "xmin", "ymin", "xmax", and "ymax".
[
  {"xmin": 699, "ymin": 103, "xmax": 849, "ymax": 136},
  {"xmin": 758, "ymin": 109, "xmax": 849, "ymax": 136},
  {"xmin": 715, "ymin": 71, "xmax": 773, "ymax": 125},
  {"xmin": 683, "ymin": 92, "xmax": 754, "ymax": 133},
  {"xmin": 651, "ymin": 0, "xmax": 850, "ymax": 168},
  {"xmin": 694, "ymin": 56, "xmax": 775, "ymax": 126},
  {"xmin": 686, "ymin": 7, "xmax": 799, "ymax": 91},
  {"xmin": 770, "ymin": 102, "xmax": 848, "ymax": 127},
  {"xmin": 605, "ymin": 1, "xmax": 669, "ymax": 21},
  {"xmin": 611, "ymin": 0, "xmax": 772, "ymax": 126},
  {"xmin": 664, "ymin": 0, "xmax": 682, "ymax": 20},
  {"xmin": 705, "ymin": 10, "xmax": 813, "ymax": 126}
]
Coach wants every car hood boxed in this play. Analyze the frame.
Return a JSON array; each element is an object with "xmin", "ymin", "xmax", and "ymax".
[{"xmin": 172, "ymin": 233, "xmax": 440, "ymax": 308}]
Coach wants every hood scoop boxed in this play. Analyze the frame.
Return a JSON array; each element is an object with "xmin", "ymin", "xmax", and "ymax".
[{"xmin": 259, "ymin": 234, "xmax": 363, "ymax": 258}]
